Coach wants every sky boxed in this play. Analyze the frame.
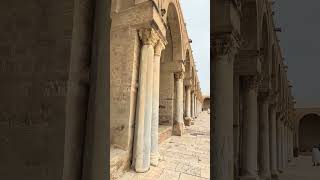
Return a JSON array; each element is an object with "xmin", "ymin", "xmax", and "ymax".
[
  {"xmin": 274, "ymin": 0, "xmax": 320, "ymax": 107},
  {"xmin": 180, "ymin": 0, "xmax": 210, "ymax": 96}
]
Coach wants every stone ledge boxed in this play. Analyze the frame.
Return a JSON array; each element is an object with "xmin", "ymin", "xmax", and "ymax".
[{"xmin": 159, "ymin": 125, "xmax": 172, "ymax": 144}]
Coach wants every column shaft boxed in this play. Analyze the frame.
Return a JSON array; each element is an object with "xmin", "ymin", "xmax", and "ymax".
[
  {"xmin": 269, "ymin": 105, "xmax": 278, "ymax": 178},
  {"xmin": 213, "ymin": 51, "xmax": 235, "ymax": 180},
  {"xmin": 241, "ymin": 76, "xmax": 259, "ymax": 179},
  {"xmin": 276, "ymin": 117, "xmax": 283, "ymax": 172},
  {"xmin": 150, "ymin": 40, "xmax": 164, "ymax": 166},
  {"xmin": 133, "ymin": 28, "xmax": 158, "ymax": 172},
  {"xmin": 173, "ymin": 72, "xmax": 184, "ymax": 136},
  {"xmin": 259, "ymin": 96, "xmax": 271, "ymax": 179},
  {"xmin": 184, "ymin": 86, "xmax": 192, "ymax": 125}
]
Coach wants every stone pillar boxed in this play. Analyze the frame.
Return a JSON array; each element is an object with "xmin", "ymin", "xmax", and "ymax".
[
  {"xmin": 192, "ymin": 91, "xmax": 195, "ymax": 118},
  {"xmin": 284, "ymin": 124, "xmax": 288, "ymax": 166},
  {"xmin": 277, "ymin": 117, "xmax": 283, "ymax": 173},
  {"xmin": 280, "ymin": 121, "xmax": 285, "ymax": 169},
  {"xmin": 133, "ymin": 28, "xmax": 158, "ymax": 172},
  {"xmin": 184, "ymin": 86, "xmax": 192, "ymax": 126},
  {"xmin": 173, "ymin": 71, "xmax": 185, "ymax": 136},
  {"xmin": 269, "ymin": 105, "xmax": 278, "ymax": 178},
  {"xmin": 258, "ymin": 94, "xmax": 271, "ymax": 180},
  {"xmin": 150, "ymin": 40, "xmax": 165, "ymax": 166},
  {"xmin": 213, "ymin": 37, "xmax": 238, "ymax": 180},
  {"xmin": 240, "ymin": 76, "xmax": 259, "ymax": 179},
  {"xmin": 283, "ymin": 123, "xmax": 287, "ymax": 168}
]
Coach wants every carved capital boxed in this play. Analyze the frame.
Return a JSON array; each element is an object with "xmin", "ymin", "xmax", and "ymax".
[
  {"xmin": 154, "ymin": 40, "xmax": 165, "ymax": 56},
  {"xmin": 174, "ymin": 71, "xmax": 184, "ymax": 80},
  {"xmin": 139, "ymin": 28, "xmax": 159, "ymax": 46},
  {"xmin": 243, "ymin": 75, "xmax": 260, "ymax": 91},
  {"xmin": 213, "ymin": 35, "xmax": 239, "ymax": 57}
]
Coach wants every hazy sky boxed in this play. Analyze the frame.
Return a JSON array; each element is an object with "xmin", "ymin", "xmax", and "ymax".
[
  {"xmin": 180, "ymin": 0, "xmax": 210, "ymax": 96},
  {"xmin": 274, "ymin": 0, "xmax": 320, "ymax": 107}
]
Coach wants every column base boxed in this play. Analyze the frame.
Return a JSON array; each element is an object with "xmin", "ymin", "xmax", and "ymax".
[
  {"xmin": 184, "ymin": 117, "xmax": 192, "ymax": 126},
  {"xmin": 271, "ymin": 172, "xmax": 279, "ymax": 180},
  {"xmin": 150, "ymin": 153, "xmax": 160, "ymax": 167},
  {"xmin": 173, "ymin": 121, "xmax": 184, "ymax": 136}
]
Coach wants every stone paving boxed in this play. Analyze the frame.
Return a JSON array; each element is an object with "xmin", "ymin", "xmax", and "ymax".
[
  {"xmin": 279, "ymin": 156, "xmax": 320, "ymax": 180},
  {"xmin": 119, "ymin": 111, "xmax": 210, "ymax": 180}
]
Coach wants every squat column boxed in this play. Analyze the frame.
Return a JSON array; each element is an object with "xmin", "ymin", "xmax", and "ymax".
[
  {"xmin": 269, "ymin": 104, "xmax": 278, "ymax": 178},
  {"xmin": 133, "ymin": 28, "xmax": 158, "ymax": 172},
  {"xmin": 240, "ymin": 76, "xmax": 259, "ymax": 180},
  {"xmin": 258, "ymin": 93, "xmax": 271, "ymax": 180},
  {"xmin": 184, "ymin": 85, "xmax": 192, "ymax": 125},
  {"xmin": 213, "ymin": 36, "xmax": 238, "ymax": 180},
  {"xmin": 150, "ymin": 40, "xmax": 165, "ymax": 166},
  {"xmin": 173, "ymin": 71, "xmax": 185, "ymax": 136}
]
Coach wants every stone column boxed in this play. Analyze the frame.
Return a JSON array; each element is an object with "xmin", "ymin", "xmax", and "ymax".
[
  {"xmin": 283, "ymin": 123, "xmax": 287, "ymax": 168},
  {"xmin": 133, "ymin": 28, "xmax": 158, "ymax": 172},
  {"xmin": 258, "ymin": 94, "xmax": 271, "ymax": 180},
  {"xmin": 269, "ymin": 105, "xmax": 278, "ymax": 178},
  {"xmin": 184, "ymin": 85, "xmax": 192, "ymax": 126},
  {"xmin": 150, "ymin": 40, "xmax": 165, "ymax": 166},
  {"xmin": 277, "ymin": 117, "xmax": 283, "ymax": 173},
  {"xmin": 213, "ymin": 37, "xmax": 238, "ymax": 180},
  {"xmin": 240, "ymin": 76, "xmax": 259, "ymax": 179},
  {"xmin": 281, "ymin": 121, "xmax": 285, "ymax": 169},
  {"xmin": 173, "ymin": 71, "xmax": 185, "ymax": 136},
  {"xmin": 284, "ymin": 124, "xmax": 288, "ymax": 166},
  {"xmin": 191, "ymin": 91, "xmax": 194, "ymax": 118}
]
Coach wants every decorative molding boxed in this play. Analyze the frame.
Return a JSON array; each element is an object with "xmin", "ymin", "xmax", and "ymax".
[
  {"xmin": 154, "ymin": 40, "xmax": 165, "ymax": 56},
  {"xmin": 243, "ymin": 75, "xmax": 260, "ymax": 91},
  {"xmin": 138, "ymin": 28, "xmax": 159, "ymax": 46},
  {"xmin": 174, "ymin": 71, "xmax": 184, "ymax": 80}
]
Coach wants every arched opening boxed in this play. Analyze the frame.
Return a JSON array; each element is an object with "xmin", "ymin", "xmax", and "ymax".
[
  {"xmin": 299, "ymin": 114, "xmax": 320, "ymax": 153},
  {"xmin": 202, "ymin": 97, "xmax": 210, "ymax": 111},
  {"xmin": 159, "ymin": 3, "xmax": 182, "ymax": 139}
]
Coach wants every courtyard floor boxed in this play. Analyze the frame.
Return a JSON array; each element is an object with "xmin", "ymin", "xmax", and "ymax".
[
  {"xmin": 119, "ymin": 111, "xmax": 210, "ymax": 180},
  {"xmin": 279, "ymin": 155, "xmax": 320, "ymax": 179}
]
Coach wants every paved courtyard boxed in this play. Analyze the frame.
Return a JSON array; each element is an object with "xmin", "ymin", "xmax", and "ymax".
[
  {"xmin": 279, "ymin": 156, "xmax": 320, "ymax": 180},
  {"xmin": 119, "ymin": 111, "xmax": 210, "ymax": 180}
]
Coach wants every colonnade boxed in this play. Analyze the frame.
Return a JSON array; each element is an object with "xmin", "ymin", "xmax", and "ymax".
[{"xmin": 213, "ymin": 0, "xmax": 295, "ymax": 179}]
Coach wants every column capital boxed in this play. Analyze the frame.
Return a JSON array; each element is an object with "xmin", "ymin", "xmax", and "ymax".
[
  {"xmin": 213, "ymin": 34, "xmax": 240, "ymax": 59},
  {"xmin": 243, "ymin": 75, "xmax": 260, "ymax": 91},
  {"xmin": 258, "ymin": 92, "xmax": 271, "ymax": 103},
  {"xmin": 139, "ymin": 28, "xmax": 159, "ymax": 46},
  {"xmin": 154, "ymin": 40, "xmax": 166, "ymax": 56},
  {"xmin": 174, "ymin": 71, "xmax": 184, "ymax": 80}
]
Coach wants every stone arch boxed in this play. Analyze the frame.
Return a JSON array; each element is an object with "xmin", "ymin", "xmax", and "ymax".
[
  {"xmin": 162, "ymin": 2, "xmax": 184, "ymax": 62},
  {"xmin": 159, "ymin": 1, "xmax": 184, "ymax": 126},
  {"xmin": 297, "ymin": 113, "xmax": 320, "ymax": 153},
  {"xmin": 240, "ymin": 0, "xmax": 259, "ymax": 50}
]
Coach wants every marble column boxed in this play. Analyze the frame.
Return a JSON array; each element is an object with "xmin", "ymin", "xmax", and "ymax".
[
  {"xmin": 184, "ymin": 85, "xmax": 192, "ymax": 126},
  {"xmin": 258, "ymin": 94, "xmax": 271, "ymax": 180},
  {"xmin": 269, "ymin": 105, "xmax": 278, "ymax": 178},
  {"xmin": 276, "ymin": 117, "xmax": 283, "ymax": 173},
  {"xmin": 241, "ymin": 76, "xmax": 259, "ymax": 180},
  {"xmin": 150, "ymin": 40, "xmax": 165, "ymax": 166},
  {"xmin": 133, "ymin": 28, "xmax": 158, "ymax": 172},
  {"xmin": 191, "ymin": 91, "xmax": 194, "ymax": 118},
  {"xmin": 173, "ymin": 71, "xmax": 185, "ymax": 136},
  {"xmin": 213, "ymin": 37, "xmax": 237, "ymax": 180}
]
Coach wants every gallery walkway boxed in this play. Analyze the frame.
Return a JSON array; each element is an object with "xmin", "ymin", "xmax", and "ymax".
[
  {"xmin": 279, "ymin": 155, "xmax": 320, "ymax": 179},
  {"xmin": 119, "ymin": 111, "xmax": 210, "ymax": 180}
]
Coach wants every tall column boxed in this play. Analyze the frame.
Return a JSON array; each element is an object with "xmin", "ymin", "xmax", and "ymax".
[
  {"xmin": 240, "ymin": 76, "xmax": 259, "ymax": 180},
  {"xmin": 173, "ymin": 71, "xmax": 185, "ymax": 136},
  {"xmin": 184, "ymin": 85, "xmax": 192, "ymax": 126},
  {"xmin": 281, "ymin": 121, "xmax": 285, "ymax": 169},
  {"xmin": 213, "ymin": 36, "xmax": 238, "ymax": 180},
  {"xmin": 276, "ymin": 116, "xmax": 283, "ymax": 173},
  {"xmin": 258, "ymin": 94, "xmax": 271, "ymax": 180},
  {"xmin": 133, "ymin": 28, "xmax": 158, "ymax": 172},
  {"xmin": 191, "ymin": 91, "xmax": 194, "ymax": 118},
  {"xmin": 283, "ymin": 123, "xmax": 287, "ymax": 168},
  {"xmin": 269, "ymin": 105, "xmax": 278, "ymax": 178},
  {"xmin": 150, "ymin": 40, "xmax": 165, "ymax": 166},
  {"xmin": 284, "ymin": 124, "xmax": 288, "ymax": 166}
]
